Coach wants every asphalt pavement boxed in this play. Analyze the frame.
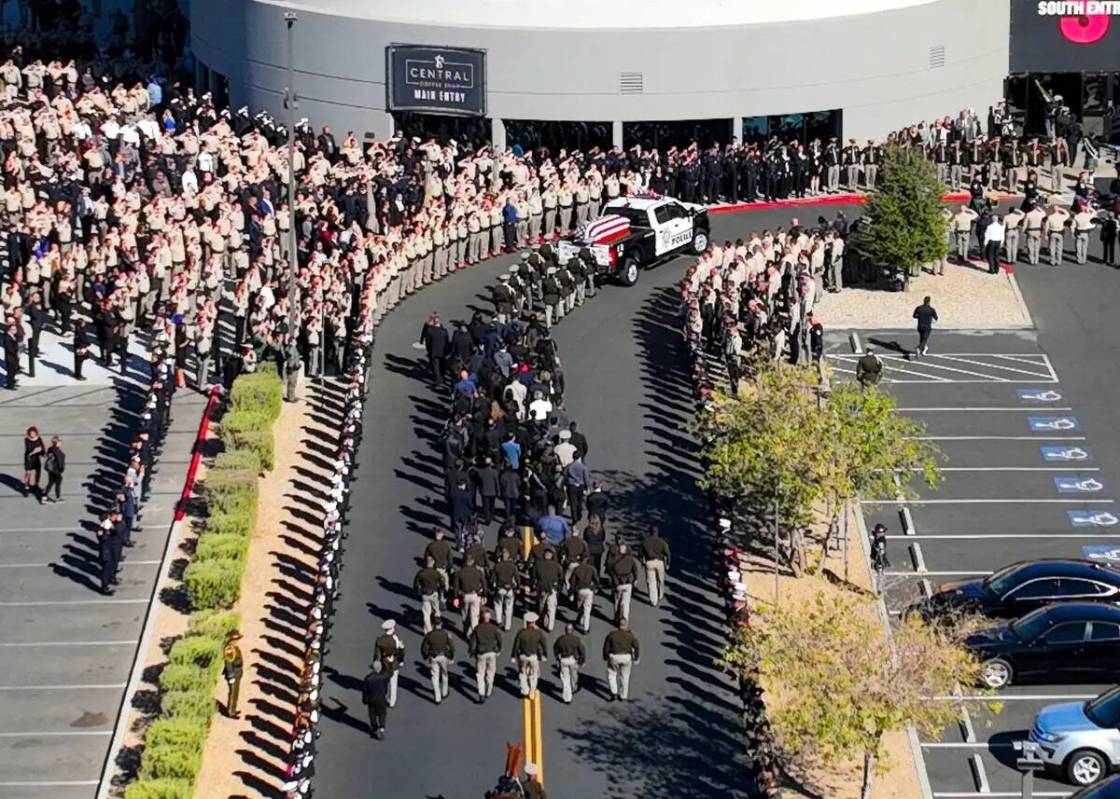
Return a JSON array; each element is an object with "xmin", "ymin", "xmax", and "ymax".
[
  {"xmin": 313, "ymin": 212, "xmax": 763, "ymax": 798},
  {"xmin": 840, "ymin": 223, "xmax": 1120, "ymax": 798},
  {"xmin": 0, "ymin": 378, "xmax": 206, "ymax": 799}
]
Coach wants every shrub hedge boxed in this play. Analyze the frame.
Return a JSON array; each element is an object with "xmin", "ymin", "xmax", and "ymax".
[
  {"xmin": 183, "ymin": 557, "xmax": 245, "ymax": 611},
  {"xmin": 194, "ymin": 533, "xmax": 250, "ymax": 562},
  {"xmin": 230, "ymin": 372, "xmax": 283, "ymax": 422},
  {"xmin": 130, "ymin": 370, "xmax": 285, "ymax": 795}
]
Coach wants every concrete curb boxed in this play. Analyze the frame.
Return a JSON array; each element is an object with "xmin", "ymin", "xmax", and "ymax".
[
  {"xmin": 1004, "ymin": 267, "xmax": 1037, "ymax": 331},
  {"xmin": 96, "ymin": 386, "xmax": 222, "ymax": 799}
]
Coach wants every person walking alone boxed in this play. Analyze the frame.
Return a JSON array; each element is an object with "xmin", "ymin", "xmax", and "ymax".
[
  {"xmin": 912, "ymin": 296, "xmax": 939, "ymax": 358},
  {"xmin": 42, "ymin": 436, "xmax": 65, "ymax": 503}
]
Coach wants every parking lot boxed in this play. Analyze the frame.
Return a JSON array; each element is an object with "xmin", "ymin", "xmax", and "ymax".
[{"xmin": 828, "ymin": 329, "xmax": 1117, "ymax": 799}]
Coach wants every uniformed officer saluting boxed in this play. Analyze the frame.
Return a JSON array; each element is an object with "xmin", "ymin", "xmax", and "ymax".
[{"xmin": 223, "ymin": 631, "xmax": 244, "ymax": 719}]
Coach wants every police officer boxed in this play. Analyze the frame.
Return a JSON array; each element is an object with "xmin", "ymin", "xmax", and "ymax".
[
  {"xmin": 373, "ymin": 619, "xmax": 405, "ymax": 708},
  {"xmin": 952, "ymin": 204, "xmax": 978, "ymax": 262},
  {"xmin": 512, "ymin": 612, "xmax": 548, "ymax": 697},
  {"xmin": 1024, "ymin": 202, "xmax": 1046, "ymax": 265},
  {"xmin": 362, "ymin": 659, "xmax": 392, "ymax": 740},
  {"xmin": 856, "ymin": 348, "xmax": 883, "ymax": 389},
  {"xmin": 553, "ymin": 624, "xmax": 587, "ymax": 704},
  {"xmin": 223, "ymin": 631, "xmax": 244, "ymax": 718},
  {"xmin": 1046, "ymin": 204, "xmax": 1070, "ymax": 266},
  {"xmin": 490, "ymin": 547, "xmax": 520, "ymax": 630},
  {"xmin": 531, "ymin": 548, "xmax": 563, "ymax": 632},
  {"xmin": 603, "ymin": 622, "xmax": 640, "ymax": 702},
  {"xmin": 542, "ymin": 267, "xmax": 561, "ymax": 329},
  {"xmin": 568, "ymin": 555, "xmax": 600, "ymax": 634},
  {"xmin": 607, "ymin": 543, "xmax": 640, "ymax": 627},
  {"xmin": 870, "ymin": 523, "xmax": 891, "ymax": 593},
  {"xmin": 454, "ymin": 555, "xmax": 488, "ymax": 638},
  {"xmin": 639, "ymin": 526, "xmax": 671, "ymax": 607},
  {"xmin": 1073, "ymin": 205, "xmax": 1097, "ymax": 265},
  {"xmin": 468, "ymin": 608, "xmax": 503, "ymax": 703},
  {"xmin": 420, "ymin": 616, "xmax": 455, "ymax": 704},
  {"xmin": 1003, "ymin": 206, "xmax": 1024, "ymax": 264},
  {"xmin": 413, "ymin": 555, "xmax": 443, "ymax": 634},
  {"xmin": 423, "ymin": 528, "xmax": 452, "ymax": 604},
  {"xmin": 492, "ymin": 274, "xmax": 514, "ymax": 325}
]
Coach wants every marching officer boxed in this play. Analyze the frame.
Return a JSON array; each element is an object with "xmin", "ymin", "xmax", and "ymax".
[
  {"xmin": 553, "ymin": 624, "xmax": 587, "ymax": 704},
  {"xmin": 223, "ymin": 631, "xmax": 244, "ymax": 719},
  {"xmin": 468, "ymin": 608, "xmax": 503, "ymax": 703},
  {"xmin": 606, "ymin": 543, "xmax": 640, "ymax": 627},
  {"xmin": 603, "ymin": 622, "xmax": 640, "ymax": 702},
  {"xmin": 512, "ymin": 612, "xmax": 548, "ymax": 697},
  {"xmin": 420, "ymin": 617, "xmax": 455, "ymax": 704},
  {"xmin": 490, "ymin": 547, "xmax": 520, "ymax": 631},
  {"xmin": 492, "ymin": 274, "xmax": 515, "ymax": 325},
  {"xmin": 639, "ymin": 526, "xmax": 671, "ymax": 607},
  {"xmin": 531, "ymin": 548, "xmax": 563, "ymax": 632},
  {"xmin": 413, "ymin": 555, "xmax": 443, "ymax": 634},
  {"xmin": 568, "ymin": 555, "xmax": 600, "ymax": 633},
  {"xmin": 373, "ymin": 619, "xmax": 405, "ymax": 708},
  {"xmin": 454, "ymin": 555, "xmax": 488, "ymax": 638}
]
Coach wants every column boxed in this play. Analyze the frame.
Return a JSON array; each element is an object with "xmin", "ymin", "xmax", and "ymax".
[
  {"xmin": 732, "ymin": 116, "xmax": 743, "ymax": 143},
  {"xmin": 612, "ymin": 120, "xmax": 623, "ymax": 149}
]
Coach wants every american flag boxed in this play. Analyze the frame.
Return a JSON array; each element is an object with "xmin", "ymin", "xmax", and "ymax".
[{"xmin": 578, "ymin": 214, "xmax": 630, "ymax": 245}]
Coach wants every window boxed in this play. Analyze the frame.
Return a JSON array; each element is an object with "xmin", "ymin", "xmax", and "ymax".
[
  {"xmin": 1058, "ymin": 579, "xmax": 1112, "ymax": 597},
  {"xmin": 1090, "ymin": 622, "xmax": 1120, "ymax": 642},
  {"xmin": 502, "ymin": 120, "xmax": 612, "ymax": 154},
  {"xmin": 742, "ymin": 116, "xmax": 768, "ymax": 145},
  {"xmin": 654, "ymin": 205, "xmax": 674, "ymax": 225},
  {"xmin": 1086, "ymin": 686, "xmax": 1120, "ymax": 727},
  {"xmin": 1044, "ymin": 622, "xmax": 1088, "ymax": 644},
  {"xmin": 1008, "ymin": 578, "xmax": 1061, "ymax": 600},
  {"xmin": 392, "ymin": 112, "xmax": 492, "ymax": 149},
  {"xmin": 623, "ymin": 119, "xmax": 732, "ymax": 151}
]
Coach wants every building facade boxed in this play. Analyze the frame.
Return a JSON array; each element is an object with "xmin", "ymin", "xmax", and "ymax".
[{"xmin": 191, "ymin": 0, "xmax": 1010, "ymax": 149}]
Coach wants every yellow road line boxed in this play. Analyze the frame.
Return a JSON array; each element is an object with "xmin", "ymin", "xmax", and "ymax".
[
  {"xmin": 533, "ymin": 687, "xmax": 545, "ymax": 786},
  {"xmin": 518, "ymin": 525, "xmax": 544, "ymax": 784}
]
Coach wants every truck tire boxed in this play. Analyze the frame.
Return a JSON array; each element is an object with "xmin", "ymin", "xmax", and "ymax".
[
  {"xmin": 619, "ymin": 256, "xmax": 640, "ymax": 287},
  {"xmin": 691, "ymin": 229, "xmax": 709, "ymax": 254}
]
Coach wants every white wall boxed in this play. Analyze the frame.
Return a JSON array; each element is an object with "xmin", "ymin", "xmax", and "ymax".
[{"xmin": 191, "ymin": 0, "xmax": 1009, "ymax": 142}]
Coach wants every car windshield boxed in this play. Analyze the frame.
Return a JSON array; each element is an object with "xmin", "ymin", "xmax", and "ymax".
[
  {"xmin": 1008, "ymin": 607, "xmax": 1051, "ymax": 640},
  {"xmin": 1085, "ymin": 686, "xmax": 1120, "ymax": 728},
  {"xmin": 983, "ymin": 563, "xmax": 1025, "ymax": 595}
]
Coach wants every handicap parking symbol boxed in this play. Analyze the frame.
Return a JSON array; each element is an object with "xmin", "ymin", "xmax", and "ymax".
[
  {"xmin": 1029, "ymin": 416, "xmax": 1080, "ymax": 432},
  {"xmin": 1083, "ymin": 544, "xmax": 1120, "ymax": 562},
  {"xmin": 1054, "ymin": 476, "xmax": 1106, "ymax": 493},
  {"xmin": 1017, "ymin": 388, "xmax": 1063, "ymax": 402},
  {"xmin": 1072, "ymin": 512, "xmax": 1120, "ymax": 528},
  {"xmin": 1041, "ymin": 446, "xmax": 1093, "ymax": 462}
]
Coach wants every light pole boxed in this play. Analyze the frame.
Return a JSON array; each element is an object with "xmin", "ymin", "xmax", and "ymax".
[{"xmin": 284, "ymin": 11, "xmax": 300, "ymax": 345}]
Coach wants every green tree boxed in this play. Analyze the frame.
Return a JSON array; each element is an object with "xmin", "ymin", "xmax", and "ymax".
[
  {"xmin": 862, "ymin": 144, "xmax": 949, "ymax": 280},
  {"xmin": 698, "ymin": 361, "xmax": 831, "ymax": 574},
  {"xmin": 721, "ymin": 589, "xmax": 998, "ymax": 799}
]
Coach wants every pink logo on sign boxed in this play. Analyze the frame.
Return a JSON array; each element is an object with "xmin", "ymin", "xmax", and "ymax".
[{"xmin": 1059, "ymin": 13, "xmax": 1110, "ymax": 44}]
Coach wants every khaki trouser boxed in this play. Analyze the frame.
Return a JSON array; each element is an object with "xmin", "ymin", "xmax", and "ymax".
[
  {"xmin": 429, "ymin": 654, "xmax": 450, "ymax": 703},
  {"xmin": 846, "ymin": 164, "xmax": 859, "ymax": 190},
  {"xmin": 543, "ymin": 207, "xmax": 556, "ymax": 239},
  {"xmin": 1027, "ymin": 231, "xmax": 1042, "ymax": 264},
  {"xmin": 955, "ymin": 230, "xmax": 970, "ymax": 261},
  {"xmin": 461, "ymin": 591, "xmax": 481, "ymax": 636},
  {"xmin": 476, "ymin": 652, "xmax": 497, "ymax": 698},
  {"xmin": 614, "ymin": 583, "xmax": 633, "ymax": 626},
  {"xmin": 435, "ymin": 246, "xmax": 449, "ymax": 279},
  {"xmin": 529, "ymin": 214, "xmax": 541, "ymax": 243},
  {"xmin": 575, "ymin": 203, "xmax": 589, "ymax": 227},
  {"xmin": 516, "ymin": 218, "xmax": 528, "ymax": 248},
  {"xmin": 576, "ymin": 587, "xmax": 594, "ymax": 632},
  {"xmin": 491, "ymin": 226, "xmax": 502, "ymax": 256},
  {"xmin": 1050, "ymin": 165, "xmax": 1063, "ymax": 192},
  {"xmin": 420, "ymin": 592, "xmax": 440, "ymax": 633},
  {"xmin": 865, "ymin": 164, "xmax": 879, "ymax": 190},
  {"xmin": 1005, "ymin": 230, "xmax": 1020, "ymax": 264},
  {"xmin": 469, "ymin": 231, "xmax": 484, "ymax": 263},
  {"xmin": 589, "ymin": 197, "xmax": 601, "ymax": 219},
  {"xmin": 1076, "ymin": 231, "xmax": 1090, "ymax": 264},
  {"xmin": 449, "ymin": 239, "xmax": 461, "ymax": 271},
  {"xmin": 389, "ymin": 669, "xmax": 399, "ymax": 707},
  {"xmin": 1049, "ymin": 233, "xmax": 1064, "ymax": 265},
  {"xmin": 558, "ymin": 656, "xmax": 580, "ymax": 703},
  {"xmin": 607, "ymin": 653, "xmax": 633, "ymax": 699},
  {"xmin": 538, "ymin": 590, "xmax": 557, "ymax": 632},
  {"xmin": 645, "ymin": 559, "xmax": 666, "ymax": 606},
  {"xmin": 949, "ymin": 164, "xmax": 963, "ymax": 189},
  {"xmin": 827, "ymin": 165, "xmax": 840, "ymax": 192},
  {"xmin": 936, "ymin": 163, "xmax": 948, "ymax": 184},
  {"xmin": 421, "ymin": 252, "xmax": 434, "ymax": 284},
  {"xmin": 495, "ymin": 587, "xmax": 515, "ymax": 631},
  {"xmin": 518, "ymin": 654, "xmax": 541, "ymax": 696},
  {"xmin": 559, "ymin": 205, "xmax": 573, "ymax": 233},
  {"xmin": 402, "ymin": 259, "xmax": 416, "ymax": 294}
]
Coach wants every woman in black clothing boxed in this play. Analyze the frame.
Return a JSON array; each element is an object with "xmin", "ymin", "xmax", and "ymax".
[
  {"xmin": 22, "ymin": 426, "xmax": 45, "ymax": 498},
  {"xmin": 43, "ymin": 436, "xmax": 66, "ymax": 504}
]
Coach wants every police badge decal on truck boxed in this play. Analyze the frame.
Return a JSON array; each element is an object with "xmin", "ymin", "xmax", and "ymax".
[{"xmin": 557, "ymin": 194, "xmax": 710, "ymax": 286}]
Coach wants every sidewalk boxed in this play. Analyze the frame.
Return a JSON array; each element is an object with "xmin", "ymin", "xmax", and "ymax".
[{"xmin": 0, "ymin": 372, "xmax": 206, "ymax": 799}]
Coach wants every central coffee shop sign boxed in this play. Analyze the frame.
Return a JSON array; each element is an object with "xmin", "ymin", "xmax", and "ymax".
[{"xmin": 387, "ymin": 44, "xmax": 487, "ymax": 116}]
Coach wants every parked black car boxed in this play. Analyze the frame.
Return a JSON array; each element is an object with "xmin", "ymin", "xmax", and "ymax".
[
  {"xmin": 1071, "ymin": 773, "xmax": 1120, "ymax": 797},
  {"xmin": 915, "ymin": 559, "xmax": 1120, "ymax": 620},
  {"xmin": 967, "ymin": 603, "xmax": 1120, "ymax": 689}
]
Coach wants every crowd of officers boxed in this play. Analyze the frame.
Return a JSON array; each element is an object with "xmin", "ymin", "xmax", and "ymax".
[
  {"xmin": 681, "ymin": 217, "xmax": 838, "ymax": 385},
  {"xmin": 94, "ymin": 344, "xmax": 175, "ymax": 593},
  {"xmin": 361, "ymin": 257, "xmax": 674, "ymax": 754}
]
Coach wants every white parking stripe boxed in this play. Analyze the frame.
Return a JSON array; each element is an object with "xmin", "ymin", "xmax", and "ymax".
[
  {"xmin": 0, "ymin": 640, "xmax": 136, "ymax": 647},
  {"xmin": 910, "ymin": 436, "xmax": 1086, "ymax": 441},
  {"xmin": 0, "ymin": 731, "xmax": 111, "ymax": 737},
  {"xmin": 938, "ymin": 694, "xmax": 1096, "ymax": 701},
  {"xmin": 933, "ymin": 793, "xmax": 1069, "ymax": 798},
  {"xmin": 0, "ymin": 560, "xmax": 160, "ymax": 569},
  {"xmin": 0, "ymin": 684, "xmax": 126, "ymax": 690},
  {"xmin": 897, "ymin": 407, "xmax": 1073, "ymax": 412},
  {"xmin": 886, "ymin": 570, "xmax": 992, "ymax": 576},
  {"xmin": 887, "ymin": 533, "xmax": 1120, "ymax": 539},
  {"xmin": 911, "ymin": 467, "xmax": 1101, "ymax": 472},
  {"xmin": 922, "ymin": 742, "xmax": 1015, "ymax": 748},
  {"xmin": 0, "ymin": 782, "xmax": 99, "ymax": 787},
  {"xmin": 0, "ymin": 599, "xmax": 149, "ymax": 606},
  {"xmin": 935, "ymin": 354, "xmax": 1054, "ymax": 379}
]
